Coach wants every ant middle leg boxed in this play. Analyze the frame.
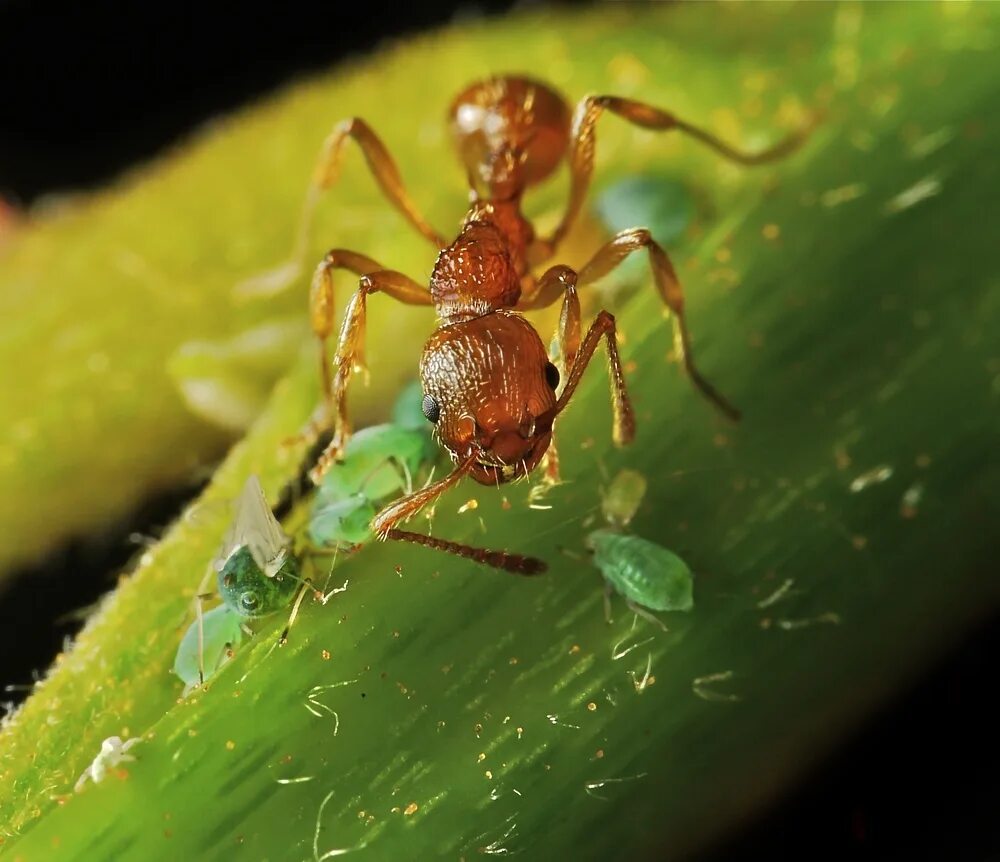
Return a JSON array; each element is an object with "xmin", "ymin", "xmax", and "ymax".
[
  {"xmin": 534, "ymin": 93, "xmax": 811, "ymax": 257},
  {"xmin": 578, "ymin": 228, "xmax": 741, "ymax": 421},
  {"xmin": 372, "ymin": 455, "xmax": 547, "ymax": 575},
  {"xmin": 521, "ymin": 265, "xmax": 636, "ymax": 449},
  {"xmin": 310, "ymin": 269, "xmax": 433, "ymax": 480},
  {"xmin": 236, "ymin": 118, "xmax": 446, "ymax": 299}
]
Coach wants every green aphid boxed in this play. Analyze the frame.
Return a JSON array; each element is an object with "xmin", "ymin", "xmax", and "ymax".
[
  {"xmin": 173, "ymin": 546, "xmax": 301, "ymax": 688},
  {"xmin": 587, "ymin": 469, "xmax": 694, "ymax": 629},
  {"xmin": 173, "ymin": 604, "xmax": 244, "ymax": 689},
  {"xmin": 174, "ymin": 476, "xmax": 302, "ymax": 689},
  {"xmin": 308, "ymin": 493, "xmax": 377, "ymax": 548},
  {"xmin": 601, "ymin": 468, "xmax": 648, "ymax": 530},
  {"xmin": 217, "ymin": 544, "xmax": 301, "ymax": 619},
  {"xmin": 595, "ymin": 175, "xmax": 696, "ymax": 244},
  {"xmin": 310, "ymin": 387, "xmax": 435, "ymax": 547},
  {"xmin": 315, "ymin": 424, "xmax": 430, "ymax": 504},
  {"xmin": 391, "ymin": 379, "xmax": 430, "ymax": 432}
]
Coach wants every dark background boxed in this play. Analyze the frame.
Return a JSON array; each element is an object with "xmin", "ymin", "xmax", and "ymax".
[{"xmin": 0, "ymin": 1, "xmax": 996, "ymax": 859}]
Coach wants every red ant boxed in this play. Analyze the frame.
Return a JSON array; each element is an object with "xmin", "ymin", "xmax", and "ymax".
[{"xmin": 252, "ymin": 76, "xmax": 809, "ymax": 575}]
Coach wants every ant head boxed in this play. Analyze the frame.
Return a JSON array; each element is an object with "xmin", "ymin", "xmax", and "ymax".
[{"xmin": 420, "ymin": 313, "xmax": 561, "ymax": 486}]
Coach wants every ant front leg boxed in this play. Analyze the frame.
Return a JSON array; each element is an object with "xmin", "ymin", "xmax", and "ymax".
[
  {"xmin": 372, "ymin": 455, "xmax": 547, "ymax": 575},
  {"xmin": 579, "ymin": 228, "xmax": 740, "ymax": 421},
  {"xmin": 534, "ymin": 93, "xmax": 811, "ymax": 257},
  {"xmin": 236, "ymin": 118, "xmax": 446, "ymax": 299},
  {"xmin": 307, "ymin": 250, "xmax": 398, "ymax": 436},
  {"xmin": 558, "ymin": 305, "xmax": 637, "ymax": 449},
  {"xmin": 310, "ymin": 270, "xmax": 433, "ymax": 481}
]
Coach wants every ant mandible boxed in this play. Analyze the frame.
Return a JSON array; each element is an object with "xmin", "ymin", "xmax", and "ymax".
[{"xmin": 256, "ymin": 76, "xmax": 808, "ymax": 575}]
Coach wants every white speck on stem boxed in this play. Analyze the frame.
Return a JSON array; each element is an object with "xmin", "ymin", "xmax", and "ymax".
[
  {"xmin": 74, "ymin": 736, "xmax": 141, "ymax": 793},
  {"xmin": 692, "ymin": 671, "xmax": 741, "ymax": 703},
  {"xmin": 884, "ymin": 174, "xmax": 942, "ymax": 215},
  {"xmin": 850, "ymin": 465, "xmax": 894, "ymax": 492},
  {"xmin": 584, "ymin": 772, "xmax": 649, "ymax": 801},
  {"xmin": 757, "ymin": 578, "xmax": 796, "ymax": 609}
]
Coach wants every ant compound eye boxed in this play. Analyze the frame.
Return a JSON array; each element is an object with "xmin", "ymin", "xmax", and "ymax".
[
  {"xmin": 544, "ymin": 362, "xmax": 560, "ymax": 390},
  {"xmin": 421, "ymin": 393, "xmax": 441, "ymax": 423},
  {"xmin": 240, "ymin": 592, "xmax": 260, "ymax": 614}
]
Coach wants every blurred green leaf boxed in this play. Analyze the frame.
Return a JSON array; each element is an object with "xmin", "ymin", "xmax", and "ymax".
[{"xmin": 1, "ymin": 3, "xmax": 998, "ymax": 860}]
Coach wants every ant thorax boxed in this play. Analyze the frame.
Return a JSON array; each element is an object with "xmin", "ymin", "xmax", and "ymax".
[{"xmin": 430, "ymin": 221, "xmax": 521, "ymax": 321}]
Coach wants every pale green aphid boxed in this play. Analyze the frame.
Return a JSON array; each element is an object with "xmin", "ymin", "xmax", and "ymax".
[
  {"xmin": 308, "ymin": 494, "xmax": 376, "ymax": 548},
  {"xmin": 314, "ymin": 424, "xmax": 430, "ymax": 504},
  {"xmin": 174, "ymin": 477, "xmax": 302, "ymax": 689},
  {"xmin": 588, "ymin": 469, "xmax": 694, "ymax": 629},
  {"xmin": 601, "ymin": 468, "xmax": 648, "ymax": 529},
  {"xmin": 173, "ymin": 605, "xmax": 243, "ymax": 688},
  {"xmin": 309, "ymin": 384, "xmax": 435, "ymax": 548},
  {"xmin": 308, "ymin": 425, "xmax": 430, "ymax": 549},
  {"xmin": 595, "ymin": 175, "xmax": 696, "ymax": 244}
]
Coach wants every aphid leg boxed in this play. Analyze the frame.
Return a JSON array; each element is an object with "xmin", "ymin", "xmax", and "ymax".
[
  {"xmin": 579, "ymin": 229, "xmax": 741, "ymax": 421},
  {"xmin": 603, "ymin": 581, "xmax": 615, "ymax": 624},
  {"xmin": 235, "ymin": 119, "xmax": 445, "ymax": 299},
  {"xmin": 310, "ymin": 270, "xmax": 433, "ymax": 481},
  {"xmin": 372, "ymin": 455, "xmax": 547, "ymax": 575},
  {"xmin": 626, "ymin": 599, "xmax": 668, "ymax": 632},
  {"xmin": 192, "ymin": 566, "xmax": 217, "ymax": 686},
  {"xmin": 279, "ymin": 577, "xmax": 314, "ymax": 646},
  {"xmin": 536, "ymin": 94, "xmax": 812, "ymax": 254},
  {"xmin": 556, "ymin": 308, "xmax": 637, "ymax": 448}
]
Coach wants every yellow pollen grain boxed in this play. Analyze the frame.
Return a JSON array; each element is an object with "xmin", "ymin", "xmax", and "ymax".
[
  {"xmin": 225, "ymin": 740, "xmax": 236, "ymax": 751},
  {"xmin": 404, "ymin": 803, "xmax": 418, "ymax": 816},
  {"xmin": 762, "ymin": 223, "xmax": 781, "ymax": 241},
  {"xmin": 587, "ymin": 702, "xmax": 597, "ymax": 712}
]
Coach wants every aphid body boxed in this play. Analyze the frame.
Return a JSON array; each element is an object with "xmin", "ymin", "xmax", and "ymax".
[
  {"xmin": 586, "ymin": 528, "xmax": 693, "ymax": 614},
  {"xmin": 587, "ymin": 469, "xmax": 694, "ymax": 628}
]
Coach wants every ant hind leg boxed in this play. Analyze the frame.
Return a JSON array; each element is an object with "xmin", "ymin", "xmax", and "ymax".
[
  {"xmin": 535, "ymin": 93, "xmax": 812, "ymax": 256},
  {"xmin": 578, "ymin": 228, "xmax": 740, "ymax": 421}
]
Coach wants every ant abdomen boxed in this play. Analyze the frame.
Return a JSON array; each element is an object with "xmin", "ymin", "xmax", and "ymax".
[{"xmin": 449, "ymin": 76, "xmax": 571, "ymax": 199}]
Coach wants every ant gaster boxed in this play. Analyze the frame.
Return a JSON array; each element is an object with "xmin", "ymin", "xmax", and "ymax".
[{"xmin": 251, "ymin": 76, "xmax": 809, "ymax": 574}]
